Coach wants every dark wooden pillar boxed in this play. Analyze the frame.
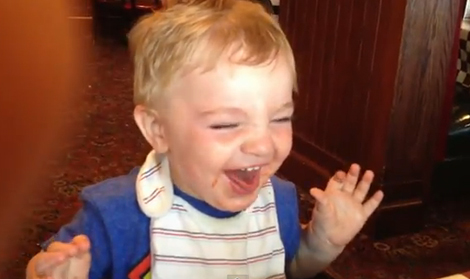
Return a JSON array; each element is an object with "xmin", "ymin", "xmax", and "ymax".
[{"xmin": 277, "ymin": 0, "xmax": 463, "ymax": 238}]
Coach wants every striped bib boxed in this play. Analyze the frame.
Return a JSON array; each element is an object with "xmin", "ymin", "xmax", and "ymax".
[{"xmin": 136, "ymin": 151, "xmax": 286, "ymax": 279}]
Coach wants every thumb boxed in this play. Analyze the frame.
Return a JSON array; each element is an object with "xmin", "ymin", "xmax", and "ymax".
[
  {"xmin": 67, "ymin": 251, "xmax": 91, "ymax": 279},
  {"xmin": 309, "ymin": 188, "xmax": 329, "ymax": 213},
  {"xmin": 69, "ymin": 235, "xmax": 91, "ymax": 279},
  {"xmin": 71, "ymin": 235, "xmax": 91, "ymax": 253}
]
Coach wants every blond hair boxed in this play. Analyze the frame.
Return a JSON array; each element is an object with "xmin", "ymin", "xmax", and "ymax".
[
  {"xmin": 128, "ymin": 0, "xmax": 297, "ymax": 107},
  {"xmin": 164, "ymin": 0, "xmax": 272, "ymax": 12}
]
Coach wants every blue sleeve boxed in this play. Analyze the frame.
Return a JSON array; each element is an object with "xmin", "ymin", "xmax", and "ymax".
[
  {"xmin": 41, "ymin": 199, "xmax": 111, "ymax": 279},
  {"xmin": 272, "ymin": 177, "xmax": 302, "ymax": 263}
]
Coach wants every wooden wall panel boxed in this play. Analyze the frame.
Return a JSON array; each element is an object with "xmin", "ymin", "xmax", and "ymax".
[
  {"xmin": 375, "ymin": 0, "xmax": 462, "ymax": 236},
  {"xmin": 279, "ymin": 0, "xmax": 408, "ymax": 185},
  {"xmin": 278, "ymin": 0, "xmax": 462, "ymax": 237}
]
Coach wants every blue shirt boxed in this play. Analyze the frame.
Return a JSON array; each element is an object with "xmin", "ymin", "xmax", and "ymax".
[{"xmin": 42, "ymin": 168, "xmax": 301, "ymax": 279}]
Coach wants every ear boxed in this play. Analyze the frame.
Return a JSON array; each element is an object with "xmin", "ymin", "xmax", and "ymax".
[{"xmin": 134, "ymin": 105, "xmax": 169, "ymax": 154}]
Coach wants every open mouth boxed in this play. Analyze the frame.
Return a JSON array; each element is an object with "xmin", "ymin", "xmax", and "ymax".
[{"xmin": 224, "ymin": 166, "xmax": 262, "ymax": 195}]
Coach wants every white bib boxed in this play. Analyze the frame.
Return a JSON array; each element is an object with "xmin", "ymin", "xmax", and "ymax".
[{"xmin": 136, "ymin": 151, "xmax": 286, "ymax": 279}]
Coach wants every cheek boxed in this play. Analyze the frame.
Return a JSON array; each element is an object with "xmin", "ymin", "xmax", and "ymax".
[
  {"xmin": 171, "ymin": 128, "xmax": 235, "ymax": 172},
  {"xmin": 272, "ymin": 125, "xmax": 293, "ymax": 156},
  {"xmin": 194, "ymin": 128, "xmax": 244, "ymax": 155},
  {"xmin": 165, "ymin": 124, "xmax": 204, "ymax": 172}
]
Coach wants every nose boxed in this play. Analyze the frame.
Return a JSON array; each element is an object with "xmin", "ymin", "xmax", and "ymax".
[{"xmin": 240, "ymin": 127, "xmax": 275, "ymax": 158}]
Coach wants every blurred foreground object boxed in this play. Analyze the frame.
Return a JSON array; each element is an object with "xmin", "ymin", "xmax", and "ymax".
[{"xmin": 0, "ymin": 0, "xmax": 82, "ymax": 259}]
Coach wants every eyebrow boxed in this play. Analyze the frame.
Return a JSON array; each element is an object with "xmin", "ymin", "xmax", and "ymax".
[
  {"xmin": 281, "ymin": 101, "xmax": 295, "ymax": 111},
  {"xmin": 199, "ymin": 107, "xmax": 247, "ymax": 117},
  {"xmin": 199, "ymin": 101, "xmax": 295, "ymax": 116}
]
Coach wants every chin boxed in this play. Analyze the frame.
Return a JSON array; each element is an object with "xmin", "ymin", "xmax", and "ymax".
[{"xmin": 221, "ymin": 194, "xmax": 259, "ymax": 212}]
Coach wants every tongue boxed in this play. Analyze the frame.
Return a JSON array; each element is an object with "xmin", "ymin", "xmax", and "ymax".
[{"xmin": 225, "ymin": 169, "xmax": 260, "ymax": 191}]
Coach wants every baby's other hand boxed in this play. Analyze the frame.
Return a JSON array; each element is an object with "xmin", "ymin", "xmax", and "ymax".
[
  {"xmin": 28, "ymin": 235, "xmax": 91, "ymax": 279},
  {"xmin": 309, "ymin": 164, "xmax": 384, "ymax": 247}
]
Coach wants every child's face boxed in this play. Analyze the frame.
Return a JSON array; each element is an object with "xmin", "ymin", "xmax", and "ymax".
[{"xmin": 155, "ymin": 54, "xmax": 293, "ymax": 212}]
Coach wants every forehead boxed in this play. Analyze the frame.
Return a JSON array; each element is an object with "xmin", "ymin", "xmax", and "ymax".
[{"xmin": 170, "ymin": 54, "xmax": 294, "ymax": 108}]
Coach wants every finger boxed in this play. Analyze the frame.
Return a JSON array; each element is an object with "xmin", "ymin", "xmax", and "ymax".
[
  {"xmin": 363, "ymin": 190, "xmax": 384, "ymax": 217},
  {"xmin": 342, "ymin": 164, "xmax": 360, "ymax": 194},
  {"xmin": 47, "ymin": 241, "xmax": 79, "ymax": 257},
  {"xmin": 34, "ymin": 251, "xmax": 67, "ymax": 277},
  {"xmin": 71, "ymin": 235, "xmax": 91, "ymax": 254},
  {"xmin": 325, "ymin": 171, "xmax": 346, "ymax": 191},
  {"xmin": 50, "ymin": 260, "xmax": 70, "ymax": 279},
  {"xmin": 68, "ymin": 253, "xmax": 92, "ymax": 279},
  {"xmin": 352, "ymin": 170, "xmax": 374, "ymax": 202},
  {"xmin": 309, "ymin": 188, "xmax": 329, "ymax": 213}
]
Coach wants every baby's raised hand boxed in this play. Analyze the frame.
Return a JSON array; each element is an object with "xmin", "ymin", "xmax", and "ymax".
[
  {"xmin": 27, "ymin": 235, "xmax": 91, "ymax": 279},
  {"xmin": 308, "ymin": 164, "xmax": 384, "ymax": 248}
]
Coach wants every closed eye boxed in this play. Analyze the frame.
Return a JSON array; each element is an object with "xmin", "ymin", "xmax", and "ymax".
[
  {"xmin": 272, "ymin": 116, "xmax": 293, "ymax": 123},
  {"xmin": 209, "ymin": 123, "xmax": 240, "ymax": 130}
]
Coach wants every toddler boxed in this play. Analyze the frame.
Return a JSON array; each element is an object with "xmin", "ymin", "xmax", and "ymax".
[{"xmin": 26, "ymin": 1, "xmax": 383, "ymax": 278}]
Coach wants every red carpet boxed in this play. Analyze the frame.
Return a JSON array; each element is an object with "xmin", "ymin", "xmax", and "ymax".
[{"xmin": 3, "ymin": 31, "xmax": 470, "ymax": 279}]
